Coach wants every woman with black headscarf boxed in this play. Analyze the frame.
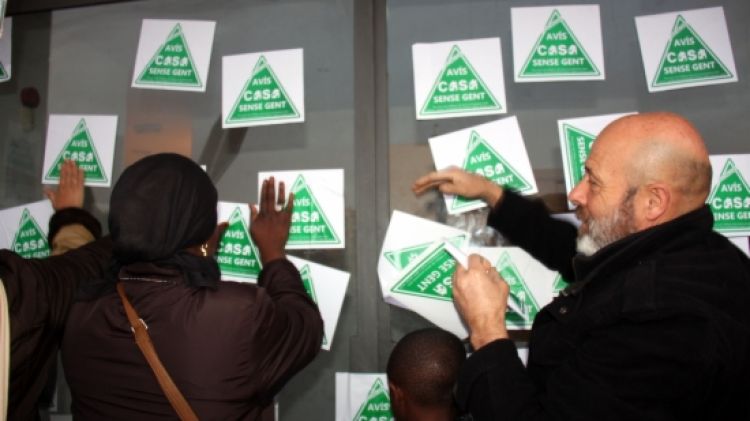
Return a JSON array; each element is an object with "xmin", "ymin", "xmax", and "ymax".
[{"xmin": 61, "ymin": 153, "xmax": 323, "ymax": 420}]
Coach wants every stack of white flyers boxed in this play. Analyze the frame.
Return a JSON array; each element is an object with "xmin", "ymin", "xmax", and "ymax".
[
  {"xmin": 378, "ymin": 210, "xmax": 470, "ymax": 335},
  {"xmin": 378, "ymin": 211, "xmax": 558, "ymax": 336}
]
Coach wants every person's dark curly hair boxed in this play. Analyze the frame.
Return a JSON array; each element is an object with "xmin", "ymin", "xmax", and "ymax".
[{"xmin": 386, "ymin": 328, "xmax": 466, "ymax": 406}]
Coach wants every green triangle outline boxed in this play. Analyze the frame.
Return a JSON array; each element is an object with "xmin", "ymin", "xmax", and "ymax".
[
  {"xmin": 708, "ymin": 158, "xmax": 750, "ymax": 203},
  {"xmin": 390, "ymin": 244, "xmax": 455, "ymax": 301},
  {"xmin": 135, "ymin": 23, "xmax": 203, "ymax": 88},
  {"xmin": 707, "ymin": 158, "xmax": 750, "ymax": 233},
  {"xmin": 518, "ymin": 9, "xmax": 601, "ymax": 78},
  {"xmin": 496, "ymin": 251, "xmax": 539, "ymax": 326},
  {"xmin": 352, "ymin": 378, "xmax": 392, "ymax": 421},
  {"xmin": 0, "ymin": 61, "xmax": 8, "ymax": 80},
  {"xmin": 10, "ymin": 208, "xmax": 50, "ymax": 259},
  {"xmin": 287, "ymin": 174, "xmax": 341, "ymax": 245},
  {"xmin": 451, "ymin": 131, "xmax": 533, "ymax": 211},
  {"xmin": 217, "ymin": 206, "xmax": 263, "ymax": 279},
  {"xmin": 384, "ymin": 243, "xmax": 430, "ymax": 271},
  {"xmin": 43, "ymin": 118, "xmax": 108, "ymax": 183},
  {"xmin": 299, "ymin": 264, "xmax": 329, "ymax": 346},
  {"xmin": 419, "ymin": 45, "xmax": 502, "ymax": 116},
  {"xmin": 552, "ymin": 273, "xmax": 568, "ymax": 294},
  {"xmin": 299, "ymin": 264, "xmax": 318, "ymax": 302},
  {"xmin": 651, "ymin": 15, "xmax": 733, "ymax": 88},
  {"xmin": 384, "ymin": 234, "xmax": 466, "ymax": 271},
  {"xmin": 562, "ymin": 123, "xmax": 596, "ymax": 188},
  {"xmin": 225, "ymin": 55, "xmax": 301, "ymax": 124}
]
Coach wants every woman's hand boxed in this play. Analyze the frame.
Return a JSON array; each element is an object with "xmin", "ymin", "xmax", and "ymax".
[
  {"xmin": 44, "ymin": 159, "xmax": 85, "ymax": 210},
  {"xmin": 250, "ymin": 177, "xmax": 294, "ymax": 265}
]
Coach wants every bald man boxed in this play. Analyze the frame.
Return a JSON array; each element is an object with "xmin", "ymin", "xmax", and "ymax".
[
  {"xmin": 413, "ymin": 112, "xmax": 750, "ymax": 420},
  {"xmin": 387, "ymin": 328, "xmax": 466, "ymax": 421}
]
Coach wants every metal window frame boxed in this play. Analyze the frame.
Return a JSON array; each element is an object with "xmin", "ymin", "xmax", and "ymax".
[{"xmin": 352, "ymin": 0, "xmax": 392, "ymax": 370}]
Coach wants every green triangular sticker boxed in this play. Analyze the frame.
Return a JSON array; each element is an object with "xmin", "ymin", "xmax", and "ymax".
[
  {"xmin": 519, "ymin": 9, "xmax": 600, "ymax": 78},
  {"xmin": 652, "ymin": 15, "xmax": 732, "ymax": 87},
  {"xmin": 562, "ymin": 124, "xmax": 596, "ymax": 188},
  {"xmin": 352, "ymin": 378, "xmax": 393, "ymax": 421},
  {"xmin": 11, "ymin": 209, "xmax": 50, "ymax": 259},
  {"xmin": 384, "ymin": 243, "xmax": 430, "ymax": 271},
  {"xmin": 288, "ymin": 175, "xmax": 340, "ymax": 246},
  {"xmin": 384, "ymin": 235, "xmax": 466, "ymax": 271},
  {"xmin": 0, "ymin": 61, "xmax": 8, "ymax": 81},
  {"xmin": 452, "ymin": 131, "xmax": 533, "ymax": 211},
  {"xmin": 390, "ymin": 244, "xmax": 456, "ymax": 301},
  {"xmin": 216, "ymin": 207, "xmax": 262, "ymax": 280},
  {"xmin": 44, "ymin": 118, "xmax": 108, "ymax": 183},
  {"xmin": 135, "ymin": 23, "xmax": 202, "ymax": 88},
  {"xmin": 300, "ymin": 265, "xmax": 318, "ymax": 302},
  {"xmin": 707, "ymin": 159, "xmax": 750, "ymax": 233},
  {"xmin": 496, "ymin": 252, "xmax": 539, "ymax": 328},
  {"xmin": 225, "ymin": 55, "xmax": 300, "ymax": 124},
  {"xmin": 299, "ymin": 265, "xmax": 328, "ymax": 346},
  {"xmin": 552, "ymin": 274, "xmax": 568, "ymax": 295},
  {"xmin": 420, "ymin": 45, "xmax": 501, "ymax": 116}
]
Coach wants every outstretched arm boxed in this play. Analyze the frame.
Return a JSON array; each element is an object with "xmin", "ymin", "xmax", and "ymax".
[
  {"xmin": 1, "ymin": 158, "xmax": 110, "ymax": 352},
  {"xmin": 250, "ymin": 177, "xmax": 294, "ymax": 266},
  {"xmin": 44, "ymin": 160, "xmax": 101, "ymax": 255},
  {"xmin": 247, "ymin": 177, "xmax": 324, "ymax": 399},
  {"xmin": 44, "ymin": 159, "xmax": 85, "ymax": 212},
  {"xmin": 413, "ymin": 167, "xmax": 578, "ymax": 278},
  {"xmin": 413, "ymin": 167, "xmax": 503, "ymax": 208},
  {"xmin": 487, "ymin": 190, "xmax": 577, "ymax": 280}
]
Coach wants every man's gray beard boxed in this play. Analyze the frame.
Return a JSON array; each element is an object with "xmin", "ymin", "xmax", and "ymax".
[{"xmin": 576, "ymin": 191, "xmax": 637, "ymax": 257}]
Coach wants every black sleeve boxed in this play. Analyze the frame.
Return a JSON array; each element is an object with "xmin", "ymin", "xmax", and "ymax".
[
  {"xmin": 487, "ymin": 190, "xmax": 577, "ymax": 281},
  {"xmin": 251, "ymin": 258, "xmax": 324, "ymax": 399},
  {"xmin": 1, "ymin": 235, "xmax": 113, "ymax": 421},
  {"xmin": 1, "ymin": 236, "xmax": 113, "ymax": 332}
]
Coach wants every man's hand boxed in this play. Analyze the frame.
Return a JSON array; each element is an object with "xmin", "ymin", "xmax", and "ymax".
[
  {"xmin": 453, "ymin": 254, "xmax": 510, "ymax": 350},
  {"xmin": 250, "ymin": 177, "xmax": 293, "ymax": 265},
  {"xmin": 412, "ymin": 167, "xmax": 503, "ymax": 207},
  {"xmin": 44, "ymin": 159, "xmax": 85, "ymax": 211}
]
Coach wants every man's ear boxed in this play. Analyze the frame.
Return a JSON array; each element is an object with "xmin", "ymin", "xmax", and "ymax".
[
  {"xmin": 388, "ymin": 380, "xmax": 405, "ymax": 419},
  {"xmin": 388, "ymin": 380, "xmax": 403, "ymax": 400},
  {"xmin": 642, "ymin": 183, "xmax": 671, "ymax": 223}
]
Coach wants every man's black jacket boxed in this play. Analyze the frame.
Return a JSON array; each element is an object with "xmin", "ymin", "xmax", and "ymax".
[{"xmin": 456, "ymin": 191, "xmax": 750, "ymax": 420}]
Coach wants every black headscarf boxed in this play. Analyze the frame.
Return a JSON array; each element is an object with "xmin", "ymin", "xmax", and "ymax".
[
  {"xmin": 110, "ymin": 153, "xmax": 216, "ymax": 261},
  {"xmin": 85, "ymin": 153, "xmax": 220, "ymax": 296}
]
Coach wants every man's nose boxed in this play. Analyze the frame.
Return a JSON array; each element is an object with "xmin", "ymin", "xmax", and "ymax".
[{"xmin": 568, "ymin": 179, "xmax": 586, "ymax": 206}]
